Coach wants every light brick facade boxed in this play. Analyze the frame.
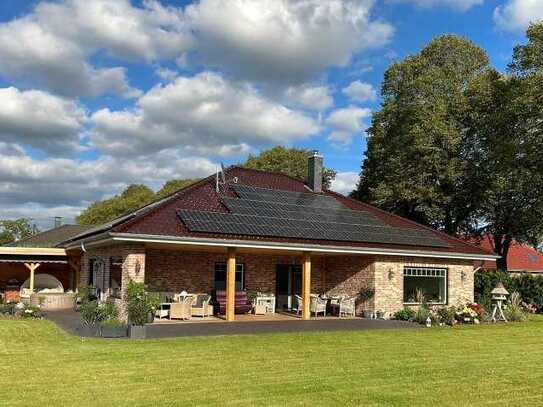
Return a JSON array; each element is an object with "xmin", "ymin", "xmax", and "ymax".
[{"xmin": 80, "ymin": 244, "xmax": 474, "ymax": 319}]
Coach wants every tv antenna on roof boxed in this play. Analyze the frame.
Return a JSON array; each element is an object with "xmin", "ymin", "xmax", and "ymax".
[{"xmin": 215, "ymin": 163, "xmax": 238, "ymax": 193}]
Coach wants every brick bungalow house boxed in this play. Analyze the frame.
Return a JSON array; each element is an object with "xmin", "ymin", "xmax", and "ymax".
[{"xmin": 61, "ymin": 152, "xmax": 496, "ymax": 321}]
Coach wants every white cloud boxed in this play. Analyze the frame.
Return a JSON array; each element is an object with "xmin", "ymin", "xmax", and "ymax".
[
  {"xmin": 0, "ymin": 87, "xmax": 87, "ymax": 154},
  {"xmin": 0, "ymin": 142, "xmax": 217, "ymax": 219},
  {"xmin": 494, "ymin": 0, "xmax": 543, "ymax": 32},
  {"xmin": 284, "ymin": 84, "xmax": 334, "ymax": 111},
  {"xmin": 155, "ymin": 67, "xmax": 178, "ymax": 82},
  {"xmin": 343, "ymin": 80, "xmax": 377, "ymax": 102},
  {"xmin": 325, "ymin": 106, "xmax": 372, "ymax": 146},
  {"xmin": 91, "ymin": 72, "xmax": 319, "ymax": 157},
  {"xmin": 0, "ymin": 0, "xmax": 192, "ymax": 97},
  {"xmin": 186, "ymin": 0, "xmax": 393, "ymax": 84},
  {"xmin": 393, "ymin": 0, "xmax": 483, "ymax": 11},
  {"xmin": 330, "ymin": 171, "xmax": 359, "ymax": 195}
]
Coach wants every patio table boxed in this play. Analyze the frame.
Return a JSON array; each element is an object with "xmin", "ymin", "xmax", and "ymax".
[{"xmin": 156, "ymin": 302, "xmax": 172, "ymax": 319}]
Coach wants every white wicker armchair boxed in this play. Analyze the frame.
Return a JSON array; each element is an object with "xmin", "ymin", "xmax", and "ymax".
[
  {"xmin": 338, "ymin": 296, "xmax": 356, "ymax": 318},
  {"xmin": 294, "ymin": 295, "xmax": 303, "ymax": 316},
  {"xmin": 310, "ymin": 295, "xmax": 327, "ymax": 317}
]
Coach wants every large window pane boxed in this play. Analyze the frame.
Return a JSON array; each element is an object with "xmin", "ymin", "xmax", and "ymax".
[
  {"xmin": 403, "ymin": 267, "xmax": 447, "ymax": 304},
  {"xmin": 214, "ymin": 263, "xmax": 245, "ymax": 291}
]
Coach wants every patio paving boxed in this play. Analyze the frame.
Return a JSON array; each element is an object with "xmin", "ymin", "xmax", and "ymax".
[{"xmin": 45, "ymin": 309, "xmax": 420, "ymax": 338}]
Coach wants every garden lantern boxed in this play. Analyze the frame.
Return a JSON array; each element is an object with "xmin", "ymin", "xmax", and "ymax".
[{"xmin": 491, "ymin": 282, "xmax": 509, "ymax": 323}]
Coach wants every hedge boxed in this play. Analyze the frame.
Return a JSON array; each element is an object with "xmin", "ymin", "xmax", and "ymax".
[{"xmin": 475, "ymin": 271, "xmax": 543, "ymax": 312}]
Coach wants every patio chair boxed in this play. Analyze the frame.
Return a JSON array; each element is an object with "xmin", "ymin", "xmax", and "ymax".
[
  {"xmin": 294, "ymin": 295, "xmax": 303, "ymax": 316},
  {"xmin": 310, "ymin": 295, "xmax": 327, "ymax": 317},
  {"xmin": 170, "ymin": 295, "xmax": 194, "ymax": 320},
  {"xmin": 191, "ymin": 294, "xmax": 212, "ymax": 318},
  {"xmin": 338, "ymin": 296, "xmax": 356, "ymax": 318}
]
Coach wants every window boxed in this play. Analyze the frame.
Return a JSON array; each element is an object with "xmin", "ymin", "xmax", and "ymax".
[
  {"xmin": 88, "ymin": 259, "xmax": 97, "ymax": 287},
  {"xmin": 403, "ymin": 267, "xmax": 447, "ymax": 304},
  {"xmin": 109, "ymin": 257, "xmax": 123, "ymax": 298},
  {"xmin": 214, "ymin": 263, "xmax": 245, "ymax": 291}
]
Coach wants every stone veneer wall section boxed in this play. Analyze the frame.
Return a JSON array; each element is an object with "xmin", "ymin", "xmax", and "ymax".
[{"xmin": 373, "ymin": 256, "xmax": 475, "ymax": 318}]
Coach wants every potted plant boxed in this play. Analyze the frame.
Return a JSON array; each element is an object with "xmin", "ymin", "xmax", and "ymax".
[
  {"xmin": 358, "ymin": 286, "xmax": 375, "ymax": 318},
  {"xmin": 101, "ymin": 319, "xmax": 127, "ymax": 338},
  {"xmin": 79, "ymin": 300, "xmax": 103, "ymax": 336},
  {"xmin": 126, "ymin": 281, "xmax": 158, "ymax": 339}
]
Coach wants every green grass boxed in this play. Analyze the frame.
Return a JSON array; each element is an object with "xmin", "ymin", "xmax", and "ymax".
[{"xmin": 1, "ymin": 318, "xmax": 543, "ymax": 406}]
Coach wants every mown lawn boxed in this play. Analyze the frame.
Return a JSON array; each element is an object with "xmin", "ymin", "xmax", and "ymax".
[{"xmin": 1, "ymin": 318, "xmax": 543, "ymax": 406}]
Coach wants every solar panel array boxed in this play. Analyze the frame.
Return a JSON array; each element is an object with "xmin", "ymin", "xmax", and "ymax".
[{"xmin": 177, "ymin": 185, "xmax": 449, "ymax": 248}]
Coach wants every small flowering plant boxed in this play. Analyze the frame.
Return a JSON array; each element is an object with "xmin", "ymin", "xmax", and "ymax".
[
  {"xmin": 455, "ymin": 304, "xmax": 480, "ymax": 324},
  {"xmin": 521, "ymin": 301, "xmax": 537, "ymax": 314}
]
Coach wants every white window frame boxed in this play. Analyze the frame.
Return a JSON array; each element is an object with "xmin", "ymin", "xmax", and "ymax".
[{"xmin": 403, "ymin": 267, "xmax": 448, "ymax": 305}]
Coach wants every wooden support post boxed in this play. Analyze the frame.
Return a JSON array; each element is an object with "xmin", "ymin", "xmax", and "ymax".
[
  {"xmin": 24, "ymin": 263, "xmax": 40, "ymax": 293},
  {"xmin": 226, "ymin": 247, "xmax": 236, "ymax": 322},
  {"xmin": 302, "ymin": 252, "xmax": 311, "ymax": 320}
]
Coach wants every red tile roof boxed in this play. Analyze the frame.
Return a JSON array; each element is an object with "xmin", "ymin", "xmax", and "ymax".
[
  {"xmin": 92, "ymin": 166, "xmax": 493, "ymax": 257},
  {"xmin": 470, "ymin": 235, "xmax": 543, "ymax": 272}
]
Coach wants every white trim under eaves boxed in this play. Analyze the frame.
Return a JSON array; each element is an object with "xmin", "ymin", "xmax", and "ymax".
[{"xmin": 108, "ymin": 233, "xmax": 499, "ymax": 261}]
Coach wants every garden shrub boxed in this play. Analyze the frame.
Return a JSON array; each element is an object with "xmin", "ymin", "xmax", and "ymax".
[
  {"xmin": 475, "ymin": 271, "xmax": 543, "ymax": 312},
  {"xmin": 414, "ymin": 305, "xmax": 431, "ymax": 325},
  {"xmin": 393, "ymin": 308, "xmax": 415, "ymax": 321},
  {"xmin": 126, "ymin": 281, "xmax": 159, "ymax": 326},
  {"xmin": 505, "ymin": 291, "xmax": 527, "ymax": 322},
  {"xmin": 436, "ymin": 306, "xmax": 456, "ymax": 325}
]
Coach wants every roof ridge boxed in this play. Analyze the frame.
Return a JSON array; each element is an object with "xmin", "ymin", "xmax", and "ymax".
[{"xmin": 229, "ymin": 165, "xmax": 308, "ymax": 186}]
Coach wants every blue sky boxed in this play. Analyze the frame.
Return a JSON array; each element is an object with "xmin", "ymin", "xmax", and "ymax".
[{"xmin": 0, "ymin": 0, "xmax": 538, "ymax": 229}]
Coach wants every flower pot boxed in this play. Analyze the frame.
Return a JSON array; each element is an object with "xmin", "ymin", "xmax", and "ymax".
[
  {"xmin": 101, "ymin": 325, "xmax": 127, "ymax": 338},
  {"xmin": 80, "ymin": 323, "xmax": 100, "ymax": 337},
  {"xmin": 363, "ymin": 310, "xmax": 373, "ymax": 319},
  {"xmin": 129, "ymin": 324, "xmax": 146, "ymax": 339}
]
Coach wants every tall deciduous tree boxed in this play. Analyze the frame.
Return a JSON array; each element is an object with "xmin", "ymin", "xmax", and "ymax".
[
  {"xmin": 463, "ymin": 23, "xmax": 543, "ymax": 270},
  {"xmin": 0, "ymin": 218, "xmax": 38, "ymax": 245},
  {"xmin": 243, "ymin": 146, "xmax": 337, "ymax": 189},
  {"xmin": 353, "ymin": 35, "xmax": 491, "ymax": 234}
]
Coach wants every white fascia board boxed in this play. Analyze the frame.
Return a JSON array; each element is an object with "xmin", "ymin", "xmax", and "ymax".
[{"xmin": 109, "ymin": 233, "xmax": 500, "ymax": 261}]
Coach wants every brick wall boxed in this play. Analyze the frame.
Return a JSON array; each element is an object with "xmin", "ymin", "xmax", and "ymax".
[
  {"xmin": 80, "ymin": 244, "xmax": 474, "ymax": 320},
  {"xmin": 145, "ymin": 249, "xmax": 326, "ymax": 294}
]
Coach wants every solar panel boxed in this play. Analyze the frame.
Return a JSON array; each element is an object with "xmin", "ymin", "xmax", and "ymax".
[
  {"xmin": 232, "ymin": 185, "xmax": 345, "ymax": 209},
  {"xmin": 178, "ymin": 209, "xmax": 449, "ymax": 248},
  {"xmin": 222, "ymin": 197, "xmax": 384, "ymax": 226},
  {"xmin": 176, "ymin": 183, "xmax": 449, "ymax": 248}
]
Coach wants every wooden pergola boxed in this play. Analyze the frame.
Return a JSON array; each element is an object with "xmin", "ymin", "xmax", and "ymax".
[{"xmin": 0, "ymin": 247, "xmax": 70, "ymax": 293}]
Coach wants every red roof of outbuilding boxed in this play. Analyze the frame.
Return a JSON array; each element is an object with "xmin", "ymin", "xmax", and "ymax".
[
  {"xmin": 470, "ymin": 235, "xmax": 543, "ymax": 272},
  {"xmin": 67, "ymin": 166, "xmax": 495, "ymax": 258}
]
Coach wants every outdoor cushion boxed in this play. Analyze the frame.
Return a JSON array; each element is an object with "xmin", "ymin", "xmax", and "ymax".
[
  {"xmin": 192, "ymin": 294, "xmax": 211, "ymax": 308},
  {"xmin": 213, "ymin": 290, "xmax": 252, "ymax": 314}
]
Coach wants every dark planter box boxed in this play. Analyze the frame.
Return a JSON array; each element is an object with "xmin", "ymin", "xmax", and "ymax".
[
  {"xmin": 101, "ymin": 325, "xmax": 127, "ymax": 338},
  {"xmin": 80, "ymin": 323, "xmax": 100, "ymax": 337},
  {"xmin": 129, "ymin": 324, "xmax": 146, "ymax": 339}
]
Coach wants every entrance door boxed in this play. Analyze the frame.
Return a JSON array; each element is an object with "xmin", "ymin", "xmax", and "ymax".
[{"xmin": 275, "ymin": 264, "xmax": 302, "ymax": 310}]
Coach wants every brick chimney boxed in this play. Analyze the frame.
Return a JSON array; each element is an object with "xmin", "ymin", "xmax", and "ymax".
[{"xmin": 307, "ymin": 150, "xmax": 323, "ymax": 193}]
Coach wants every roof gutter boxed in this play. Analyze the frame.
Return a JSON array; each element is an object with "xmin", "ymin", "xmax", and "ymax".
[{"xmin": 105, "ymin": 233, "xmax": 499, "ymax": 261}]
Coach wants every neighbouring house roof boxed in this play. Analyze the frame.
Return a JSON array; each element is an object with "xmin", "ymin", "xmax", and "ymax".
[
  {"xmin": 7, "ymin": 224, "xmax": 92, "ymax": 248},
  {"xmin": 61, "ymin": 166, "xmax": 496, "ymax": 260},
  {"xmin": 470, "ymin": 234, "xmax": 543, "ymax": 273}
]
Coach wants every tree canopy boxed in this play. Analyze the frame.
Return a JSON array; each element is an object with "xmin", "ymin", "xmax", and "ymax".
[
  {"xmin": 77, "ymin": 179, "xmax": 198, "ymax": 226},
  {"xmin": 0, "ymin": 218, "xmax": 39, "ymax": 245},
  {"xmin": 354, "ymin": 35, "xmax": 491, "ymax": 234},
  {"xmin": 353, "ymin": 28, "xmax": 543, "ymax": 270},
  {"xmin": 243, "ymin": 146, "xmax": 336, "ymax": 189}
]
